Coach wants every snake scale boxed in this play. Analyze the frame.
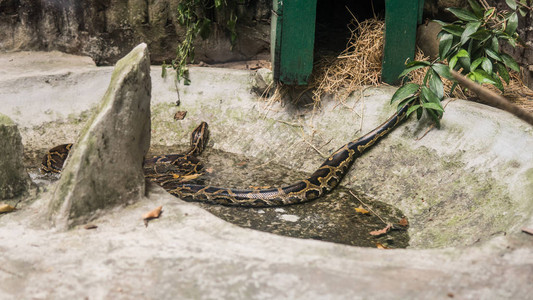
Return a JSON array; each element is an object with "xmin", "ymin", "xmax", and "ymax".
[{"xmin": 41, "ymin": 104, "xmax": 409, "ymax": 207}]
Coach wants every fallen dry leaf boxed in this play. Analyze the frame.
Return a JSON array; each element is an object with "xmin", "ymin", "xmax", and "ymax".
[
  {"xmin": 376, "ymin": 242, "xmax": 390, "ymax": 249},
  {"xmin": 398, "ymin": 217, "xmax": 409, "ymax": 226},
  {"xmin": 205, "ymin": 168, "xmax": 214, "ymax": 173},
  {"xmin": 369, "ymin": 224, "xmax": 392, "ymax": 236},
  {"xmin": 354, "ymin": 205, "xmax": 370, "ymax": 214},
  {"xmin": 0, "ymin": 204, "xmax": 16, "ymax": 213},
  {"xmin": 84, "ymin": 224, "xmax": 98, "ymax": 230},
  {"xmin": 521, "ymin": 228, "xmax": 533, "ymax": 235},
  {"xmin": 143, "ymin": 206, "xmax": 163, "ymax": 227},
  {"xmin": 173, "ymin": 111, "xmax": 187, "ymax": 120}
]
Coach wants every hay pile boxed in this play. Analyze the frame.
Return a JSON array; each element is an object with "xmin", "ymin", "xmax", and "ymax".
[{"xmin": 310, "ymin": 18, "xmax": 385, "ymax": 103}]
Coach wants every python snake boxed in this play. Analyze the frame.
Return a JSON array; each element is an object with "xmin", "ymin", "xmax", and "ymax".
[{"xmin": 41, "ymin": 105, "xmax": 409, "ymax": 207}]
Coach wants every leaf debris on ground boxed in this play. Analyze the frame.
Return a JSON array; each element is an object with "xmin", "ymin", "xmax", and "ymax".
[
  {"xmin": 522, "ymin": 228, "xmax": 533, "ymax": 235},
  {"xmin": 0, "ymin": 203, "xmax": 16, "ymax": 214},
  {"xmin": 174, "ymin": 111, "xmax": 187, "ymax": 120},
  {"xmin": 354, "ymin": 205, "xmax": 370, "ymax": 214},
  {"xmin": 143, "ymin": 206, "xmax": 163, "ymax": 227},
  {"xmin": 84, "ymin": 224, "xmax": 98, "ymax": 230},
  {"xmin": 376, "ymin": 242, "xmax": 390, "ymax": 249},
  {"xmin": 370, "ymin": 224, "xmax": 392, "ymax": 236},
  {"xmin": 398, "ymin": 217, "xmax": 409, "ymax": 227}
]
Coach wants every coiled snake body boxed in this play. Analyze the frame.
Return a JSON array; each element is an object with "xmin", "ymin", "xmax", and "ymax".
[{"xmin": 41, "ymin": 105, "xmax": 409, "ymax": 207}]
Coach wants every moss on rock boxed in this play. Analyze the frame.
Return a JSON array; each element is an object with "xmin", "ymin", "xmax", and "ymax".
[{"xmin": 0, "ymin": 113, "xmax": 31, "ymax": 200}]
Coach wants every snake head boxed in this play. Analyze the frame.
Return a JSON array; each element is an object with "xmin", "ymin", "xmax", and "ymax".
[{"xmin": 189, "ymin": 121, "xmax": 209, "ymax": 156}]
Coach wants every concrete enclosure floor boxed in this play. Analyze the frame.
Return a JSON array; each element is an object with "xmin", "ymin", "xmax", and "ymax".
[{"xmin": 0, "ymin": 51, "xmax": 532, "ymax": 299}]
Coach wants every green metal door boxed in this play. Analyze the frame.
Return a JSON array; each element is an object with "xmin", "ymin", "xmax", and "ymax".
[{"xmin": 271, "ymin": 0, "xmax": 317, "ymax": 85}]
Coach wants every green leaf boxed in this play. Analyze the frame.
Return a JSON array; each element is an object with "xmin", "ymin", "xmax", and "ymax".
[
  {"xmin": 421, "ymin": 86, "xmax": 444, "ymax": 107},
  {"xmin": 468, "ymin": 0, "xmax": 484, "ymax": 17},
  {"xmin": 507, "ymin": 37, "xmax": 517, "ymax": 48},
  {"xmin": 519, "ymin": 7, "xmax": 528, "ymax": 17},
  {"xmin": 471, "ymin": 57, "xmax": 484, "ymax": 71},
  {"xmin": 491, "ymin": 73, "xmax": 505, "ymax": 92},
  {"xmin": 446, "ymin": 7, "xmax": 480, "ymax": 22},
  {"xmin": 450, "ymin": 49, "xmax": 470, "ymax": 71},
  {"xmin": 449, "ymin": 56, "xmax": 459, "ymax": 69},
  {"xmin": 456, "ymin": 49, "xmax": 470, "ymax": 58},
  {"xmin": 398, "ymin": 65, "xmax": 427, "ymax": 78},
  {"xmin": 469, "ymin": 29, "xmax": 491, "ymax": 40},
  {"xmin": 405, "ymin": 60, "xmax": 431, "ymax": 67},
  {"xmin": 505, "ymin": 12, "xmax": 518, "ymax": 35},
  {"xmin": 397, "ymin": 96, "xmax": 417, "ymax": 111},
  {"xmin": 439, "ymin": 33, "xmax": 454, "ymax": 59},
  {"xmin": 422, "ymin": 102, "xmax": 445, "ymax": 111},
  {"xmin": 481, "ymin": 57, "xmax": 493, "ymax": 74},
  {"xmin": 428, "ymin": 69, "xmax": 444, "ymax": 99},
  {"xmin": 471, "ymin": 70, "xmax": 497, "ymax": 85},
  {"xmin": 416, "ymin": 106, "xmax": 423, "ymax": 120},
  {"xmin": 501, "ymin": 53, "xmax": 520, "ymax": 72},
  {"xmin": 406, "ymin": 104, "xmax": 421, "ymax": 116},
  {"xmin": 458, "ymin": 56, "xmax": 472, "ymax": 72},
  {"xmin": 490, "ymin": 36, "xmax": 499, "ymax": 53},
  {"xmin": 485, "ymin": 48, "xmax": 502, "ymax": 61},
  {"xmin": 391, "ymin": 83, "xmax": 420, "ymax": 104},
  {"xmin": 442, "ymin": 24, "xmax": 465, "ymax": 36},
  {"xmin": 432, "ymin": 63, "xmax": 454, "ymax": 80},
  {"xmin": 427, "ymin": 108, "xmax": 442, "ymax": 128},
  {"xmin": 433, "ymin": 20, "xmax": 450, "ymax": 27},
  {"xmin": 461, "ymin": 22, "xmax": 481, "ymax": 45},
  {"xmin": 505, "ymin": 0, "xmax": 517, "ymax": 9},
  {"xmin": 450, "ymin": 82, "xmax": 459, "ymax": 95},
  {"xmin": 496, "ymin": 62, "xmax": 510, "ymax": 84},
  {"xmin": 484, "ymin": 8, "xmax": 495, "ymax": 19}
]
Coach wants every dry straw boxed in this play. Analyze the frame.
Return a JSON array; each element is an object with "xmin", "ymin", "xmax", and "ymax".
[{"xmin": 310, "ymin": 18, "xmax": 385, "ymax": 104}]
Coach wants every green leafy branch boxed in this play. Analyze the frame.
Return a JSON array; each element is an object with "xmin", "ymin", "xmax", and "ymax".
[
  {"xmin": 162, "ymin": 0, "xmax": 240, "ymax": 85},
  {"xmin": 392, "ymin": 0, "xmax": 530, "ymax": 128}
]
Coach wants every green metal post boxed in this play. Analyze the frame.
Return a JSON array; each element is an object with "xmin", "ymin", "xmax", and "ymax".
[{"xmin": 382, "ymin": 0, "xmax": 422, "ymax": 85}]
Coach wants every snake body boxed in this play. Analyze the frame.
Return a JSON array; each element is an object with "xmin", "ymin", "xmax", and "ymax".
[
  {"xmin": 41, "ymin": 105, "xmax": 409, "ymax": 207},
  {"xmin": 171, "ymin": 105, "xmax": 409, "ymax": 206}
]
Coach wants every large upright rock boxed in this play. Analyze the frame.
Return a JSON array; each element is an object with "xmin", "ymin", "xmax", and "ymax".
[
  {"xmin": 48, "ymin": 43, "xmax": 151, "ymax": 229},
  {"xmin": 0, "ymin": 114, "xmax": 31, "ymax": 199}
]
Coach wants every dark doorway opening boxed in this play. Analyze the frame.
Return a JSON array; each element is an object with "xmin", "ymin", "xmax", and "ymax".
[{"xmin": 314, "ymin": 0, "xmax": 385, "ymax": 56}]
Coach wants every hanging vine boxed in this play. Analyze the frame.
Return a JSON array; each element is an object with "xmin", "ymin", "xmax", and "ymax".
[{"xmin": 161, "ymin": 0, "xmax": 241, "ymax": 85}]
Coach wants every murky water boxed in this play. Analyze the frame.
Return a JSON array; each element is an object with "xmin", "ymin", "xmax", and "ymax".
[{"xmin": 29, "ymin": 145, "xmax": 409, "ymax": 248}]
